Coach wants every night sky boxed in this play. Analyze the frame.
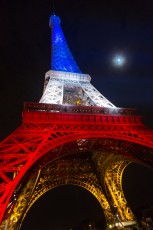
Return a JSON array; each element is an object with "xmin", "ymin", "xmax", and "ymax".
[{"xmin": 0, "ymin": 0, "xmax": 153, "ymax": 229}]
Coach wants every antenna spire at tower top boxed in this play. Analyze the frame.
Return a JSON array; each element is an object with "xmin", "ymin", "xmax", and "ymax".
[{"xmin": 51, "ymin": 0, "xmax": 56, "ymax": 15}]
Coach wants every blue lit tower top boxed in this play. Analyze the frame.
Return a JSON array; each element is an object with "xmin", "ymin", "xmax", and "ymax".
[
  {"xmin": 49, "ymin": 14, "xmax": 82, "ymax": 73},
  {"xmin": 40, "ymin": 14, "xmax": 115, "ymax": 108}
]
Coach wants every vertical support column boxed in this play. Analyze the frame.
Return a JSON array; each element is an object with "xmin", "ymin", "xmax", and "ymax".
[
  {"xmin": 104, "ymin": 160, "xmax": 136, "ymax": 226},
  {"xmin": 96, "ymin": 192, "xmax": 116, "ymax": 227},
  {"xmin": 91, "ymin": 152, "xmax": 117, "ymax": 228},
  {"xmin": 0, "ymin": 171, "xmax": 41, "ymax": 230},
  {"xmin": 39, "ymin": 78, "xmax": 63, "ymax": 104},
  {"xmin": 81, "ymin": 82, "xmax": 115, "ymax": 108},
  {"xmin": 92, "ymin": 152, "xmax": 137, "ymax": 229}
]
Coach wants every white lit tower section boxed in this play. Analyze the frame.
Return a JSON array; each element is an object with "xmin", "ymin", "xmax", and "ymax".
[{"xmin": 40, "ymin": 14, "xmax": 115, "ymax": 108}]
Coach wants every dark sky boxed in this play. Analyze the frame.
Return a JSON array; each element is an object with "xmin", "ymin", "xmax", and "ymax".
[{"xmin": 0, "ymin": 0, "xmax": 153, "ymax": 229}]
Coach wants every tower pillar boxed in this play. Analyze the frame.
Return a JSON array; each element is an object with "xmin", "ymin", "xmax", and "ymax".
[{"xmin": 92, "ymin": 152, "xmax": 138, "ymax": 229}]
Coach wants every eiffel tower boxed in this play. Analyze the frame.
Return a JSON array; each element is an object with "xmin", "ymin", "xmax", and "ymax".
[{"xmin": 0, "ymin": 13, "xmax": 153, "ymax": 230}]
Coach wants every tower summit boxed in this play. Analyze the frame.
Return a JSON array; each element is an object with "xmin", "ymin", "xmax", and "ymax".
[
  {"xmin": 40, "ymin": 14, "xmax": 115, "ymax": 107},
  {"xmin": 49, "ymin": 14, "xmax": 82, "ymax": 73}
]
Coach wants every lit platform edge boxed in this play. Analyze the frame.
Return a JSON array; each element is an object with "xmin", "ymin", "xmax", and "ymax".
[
  {"xmin": 45, "ymin": 70, "xmax": 91, "ymax": 82},
  {"xmin": 24, "ymin": 102, "xmax": 139, "ymax": 116},
  {"xmin": 23, "ymin": 102, "xmax": 142, "ymax": 124},
  {"xmin": 108, "ymin": 220, "xmax": 137, "ymax": 228}
]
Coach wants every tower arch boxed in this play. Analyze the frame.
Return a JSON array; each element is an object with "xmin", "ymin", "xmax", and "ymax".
[
  {"xmin": 22, "ymin": 184, "xmax": 106, "ymax": 229},
  {"xmin": 0, "ymin": 149, "xmax": 130, "ymax": 229}
]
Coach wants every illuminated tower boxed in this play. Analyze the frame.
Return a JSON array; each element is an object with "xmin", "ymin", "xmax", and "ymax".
[{"xmin": 0, "ymin": 14, "xmax": 153, "ymax": 230}]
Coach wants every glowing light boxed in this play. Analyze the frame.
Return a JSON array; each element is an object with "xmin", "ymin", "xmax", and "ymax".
[
  {"xmin": 50, "ymin": 15, "xmax": 82, "ymax": 73},
  {"xmin": 113, "ymin": 54, "xmax": 126, "ymax": 67}
]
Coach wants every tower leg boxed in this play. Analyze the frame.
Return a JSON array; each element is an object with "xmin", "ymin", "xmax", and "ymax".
[
  {"xmin": 0, "ymin": 171, "xmax": 40, "ymax": 230},
  {"xmin": 92, "ymin": 152, "xmax": 138, "ymax": 229}
]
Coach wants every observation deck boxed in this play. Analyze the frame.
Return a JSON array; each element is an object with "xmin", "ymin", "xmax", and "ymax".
[{"xmin": 23, "ymin": 102, "xmax": 142, "ymax": 125}]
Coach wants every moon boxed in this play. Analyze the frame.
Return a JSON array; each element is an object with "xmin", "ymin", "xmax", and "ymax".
[{"xmin": 113, "ymin": 54, "xmax": 126, "ymax": 67}]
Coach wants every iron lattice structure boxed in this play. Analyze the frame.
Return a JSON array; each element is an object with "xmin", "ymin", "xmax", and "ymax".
[{"xmin": 0, "ymin": 14, "xmax": 153, "ymax": 229}]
